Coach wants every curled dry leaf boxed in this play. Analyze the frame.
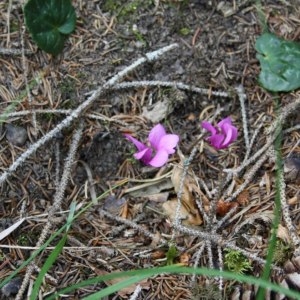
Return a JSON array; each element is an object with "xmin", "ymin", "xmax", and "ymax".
[
  {"xmin": 237, "ymin": 189, "xmax": 249, "ymax": 206},
  {"xmin": 120, "ymin": 201, "xmax": 130, "ymax": 219},
  {"xmin": 163, "ymin": 165, "xmax": 203, "ymax": 226},
  {"xmin": 105, "ymin": 274, "xmax": 150, "ymax": 298},
  {"xmin": 149, "ymin": 231, "xmax": 162, "ymax": 248},
  {"xmin": 162, "ymin": 199, "xmax": 203, "ymax": 226},
  {"xmin": 277, "ymin": 224, "xmax": 291, "ymax": 244},
  {"xmin": 0, "ymin": 218, "xmax": 25, "ymax": 241},
  {"xmin": 216, "ymin": 199, "xmax": 238, "ymax": 217},
  {"xmin": 102, "ymin": 195, "xmax": 127, "ymax": 215},
  {"xmin": 142, "ymin": 100, "xmax": 170, "ymax": 123},
  {"xmin": 151, "ymin": 249, "xmax": 166, "ymax": 260},
  {"xmin": 179, "ymin": 252, "xmax": 190, "ymax": 266},
  {"xmin": 171, "ymin": 164, "xmax": 194, "ymax": 204},
  {"xmin": 147, "ymin": 192, "xmax": 170, "ymax": 202},
  {"xmin": 126, "ymin": 177, "xmax": 173, "ymax": 197},
  {"xmin": 288, "ymin": 195, "xmax": 299, "ymax": 206}
]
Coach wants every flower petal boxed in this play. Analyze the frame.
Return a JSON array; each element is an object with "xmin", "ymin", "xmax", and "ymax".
[
  {"xmin": 124, "ymin": 134, "xmax": 147, "ymax": 152},
  {"xmin": 209, "ymin": 133, "xmax": 225, "ymax": 149},
  {"xmin": 134, "ymin": 148, "xmax": 152, "ymax": 164},
  {"xmin": 217, "ymin": 117, "xmax": 232, "ymax": 129},
  {"xmin": 148, "ymin": 149, "xmax": 169, "ymax": 167},
  {"xmin": 158, "ymin": 134, "xmax": 179, "ymax": 154},
  {"xmin": 201, "ymin": 121, "xmax": 217, "ymax": 135},
  {"xmin": 221, "ymin": 123, "xmax": 238, "ymax": 147},
  {"xmin": 148, "ymin": 124, "xmax": 166, "ymax": 150}
]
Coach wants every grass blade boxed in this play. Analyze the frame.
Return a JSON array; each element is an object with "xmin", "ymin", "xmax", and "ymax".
[{"xmin": 29, "ymin": 202, "xmax": 76, "ymax": 300}]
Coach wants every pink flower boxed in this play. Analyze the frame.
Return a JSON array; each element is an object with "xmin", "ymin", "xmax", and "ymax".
[
  {"xmin": 125, "ymin": 124, "xmax": 179, "ymax": 167},
  {"xmin": 201, "ymin": 117, "xmax": 238, "ymax": 150}
]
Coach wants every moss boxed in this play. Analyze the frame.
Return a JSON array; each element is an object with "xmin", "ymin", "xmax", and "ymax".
[
  {"xmin": 17, "ymin": 232, "xmax": 39, "ymax": 246},
  {"xmin": 132, "ymin": 28, "xmax": 146, "ymax": 44},
  {"xmin": 224, "ymin": 248, "xmax": 253, "ymax": 275},
  {"xmin": 179, "ymin": 27, "xmax": 191, "ymax": 36},
  {"xmin": 102, "ymin": 0, "xmax": 152, "ymax": 22},
  {"xmin": 102, "ymin": 0, "xmax": 119, "ymax": 12},
  {"xmin": 272, "ymin": 240, "xmax": 293, "ymax": 265}
]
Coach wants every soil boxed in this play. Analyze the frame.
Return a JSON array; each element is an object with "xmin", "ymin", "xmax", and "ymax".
[{"xmin": 1, "ymin": 0, "xmax": 300, "ymax": 299}]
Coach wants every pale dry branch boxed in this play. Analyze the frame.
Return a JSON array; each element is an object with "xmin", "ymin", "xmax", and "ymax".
[
  {"xmin": 206, "ymin": 240, "xmax": 214, "ymax": 269},
  {"xmin": 277, "ymin": 164, "xmax": 300, "ymax": 250},
  {"xmin": 174, "ymin": 222, "xmax": 282, "ymax": 271},
  {"xmin": 0, "ymin": 47, "xmax": 33, "ymax": 55},
  {"xmin": 217, "ymin": 246, "xmax": 223, "ymax": 291},
  {"xmin": 235, "ymin": 85, "xmax": 250, "ymax": 150},
  {"xmin": 191, "ymin": 242, "xmax": 205, "ymax": 282},
  {"xmin": 114, "ymin": 80, "xmax": 230, "ymax": 98},
  {"xmin": 0, "ymin": 44, "xmax": 178, "ymax": 187},
  {"xmin": 129, "ymin": 285, "xmax": 142, "ymax": 300},
  {"xmin": 5, "ymin": 108, "xmax": 130, "ymax": 126},
  {"xmin": 224, "ymin": 97, "xmax": 300, "ymax": 176},
  {"xmin": 15, "ymin": 123, "xmax": 84, "ymax": 300}
]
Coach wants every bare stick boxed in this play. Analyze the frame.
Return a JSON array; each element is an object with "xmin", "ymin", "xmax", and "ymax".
[
  {"xmin": 15, "ymin": 123, "xmax": 84, "ymax": 300},
  {"xmin": 235, "ymin": 85, "xmax": 250, "ymax": 150},
  {"xmin": 0, "ymin": 44, "xmax": 178, "ymax": 186},
  {"xmin": 224, "ymin": 98, "xmax": 300, "ymax": 176},
  {"xmin": 6, "ymin": 0, "xmax": 12, "ymax": 46},
  {"xmin": 114, "ymin": 80, "xmax": 230, "ymax": 98},
  {"xmin": 175, "ymin": 222, "xmax": 281, "ymax": 271},
  {"xmin": 0, "ymin": 47, "xmax": 33, "ymax": 55},
  {"xmin": 191, "ymin": 242, "xmax": 205, "ymax": 282}
]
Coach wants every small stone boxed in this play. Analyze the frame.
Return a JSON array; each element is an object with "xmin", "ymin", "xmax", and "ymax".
[
  {"xmin": 5, "ymin": 124, "xmax": 27, "ymax": 146},
  {"xmin": 284, "ymin": 260, "xmax": 296, "ymax": 273},
  {"xmin": 284, "ymin": 156, "xmax": 300, "ymax": 182},
  {"xmin": 286, "ymin": 272, "xmax": 300, "ymax": 289},
  {"xmin": 1, "ymin": 277, "xmax": 23, "ymax": 297},
  {"xmin": 293, "ymin": 256, "xmax": 300, "ymax": 271}
]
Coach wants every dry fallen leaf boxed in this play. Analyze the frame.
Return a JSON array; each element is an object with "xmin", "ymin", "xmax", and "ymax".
[
  {"xmin": 120, "ymin": 201, "xmax": 130, "ymax": 219},
  {"xmin": 151, "ymin": 250, "xmax": 166, "ymax": 260},
  {"xmin": 171, "ymin": 165, "xmax": 194, "ymax": 204},
  {"xmin": 142, "ymin": 100, "xmax": 170, "ymax": 123},
  {"xmin": 149, "ymin": 231, "xmax": 162, "ymax": 248},
  {"xmin": 162, "ymin": 198, "xmax": 203, "ymax": 226},
  {"xmin": 277, "ymin": 224, "xmax": 291, "ymax": 244},
  {"xmin": 103, "ymin": 195, "xmax": 127, "ymax": 215},
  {"xmin": 105, "ymin": 275, "xmax": 150, "ymax": 298},
  {"xmin": 179, "ymin": 252, "xmax": 190, "ymax": 266},
  {"xmin": 237, "ymin": 189, "xmax": 249, "ymax": 206},
  {"xmin": 147, "ymin": 192, "xmax": 170, "ymax": 202},
  {"xmin": 288, "ymin": 195, "xmax": 299, "ymax": 205},
  {"xmin": 167, "ymin": 165, "xmax": 203, "ymax": 225},
  {"xmin": 0, "ymin": 218, "xmax": 25, "ymax": 241},
  {"xmin": 216, "ymin": 199, "xmax": 238, "ymax": 217}
]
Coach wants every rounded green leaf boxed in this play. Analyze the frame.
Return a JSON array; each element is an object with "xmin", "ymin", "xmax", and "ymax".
[
  {"xmin": 255, "ymin": 33, "xmax": 300, "ymax": 92},
  {"xmin": 24, "ymin": 0, "xmax": 76, "ymax": 56}
]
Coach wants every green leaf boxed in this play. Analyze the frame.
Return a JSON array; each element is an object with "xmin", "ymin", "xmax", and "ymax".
[
  {"xmin": 24, "ymin": 0, "xmax": 76, "ymax": 55},
  {"xmin": 30, "ymin": 234, "xmax": 68, "ymax": 300},
  {"xmin": 255, "ymin": 33, "xmax": 300, "ymax": 92}
]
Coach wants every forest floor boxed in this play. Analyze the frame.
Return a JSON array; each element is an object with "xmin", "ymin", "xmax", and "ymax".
[{"xmin": 1, "ymin": 0, "xmax": 300, "ymax": 299}]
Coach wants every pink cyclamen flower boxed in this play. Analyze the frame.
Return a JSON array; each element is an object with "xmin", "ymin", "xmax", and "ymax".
[
  {"xmin": 201, "ymin": 117, "xmax": 238, "ymax": 150},
  {"xmin": 125, "ymin": 124, "xmax": 179, "ymax": 167}
]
